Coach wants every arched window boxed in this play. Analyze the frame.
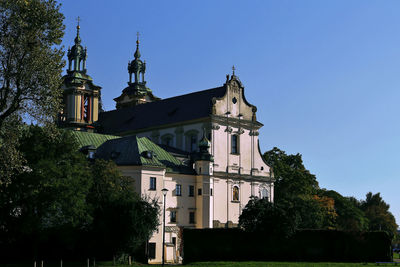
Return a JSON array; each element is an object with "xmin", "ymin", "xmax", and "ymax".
[
  {"xmin": 232, "ymin": 185, "xmax": 239, "ymax": 201},
  {"xmin": 184, "ymin": 130, "xmax": 199, "ymax": 152},
  {"xmin": 231, "ymin": 135, "xmax": 239, "ymax": 154},
  {"xmin": 161, "ymin": 133, "xmax": 174, "ymax": 147},
  {"xmin": 260, "ymin": 188, "xmax": 269, "ymax": 200}
]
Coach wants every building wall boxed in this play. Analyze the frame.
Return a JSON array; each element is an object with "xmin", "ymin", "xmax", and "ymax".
[{"xmin": 111, "ymin": 77, "xmax": 274, "ymax": 264}]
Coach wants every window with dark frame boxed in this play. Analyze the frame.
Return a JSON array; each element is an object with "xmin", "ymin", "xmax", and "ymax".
[
  {"xmin": 170, "ymin": 210, "xmax": 177, "ymax": 223},
  {"xmin": 148, "ymin": 242, "xmax": 156, "ymax": 259},
  {"xmin": 231, "ymin": 135, "xmax": 239, "ymax": 154},
  {"xmin": 176, "ymin": 184, "xmax": 182, "ymax": 196},
  {"xmin": 189, "ymin": 185, "xmax": 194, "ymax": 197},
  {"xmin": 149, "ymin": 177, "xmax": 156, "ymax": 190},
  {"xmin": 189, "ymin": 211, "xmax": 195, "ymax": 224},
  {"xmin": 198, "ymin": 188, "xmax": 202, "ymax": 195}
]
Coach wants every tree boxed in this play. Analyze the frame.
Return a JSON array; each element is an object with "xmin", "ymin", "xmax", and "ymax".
[
  {"xmin": 0, "ymin": 0, "xmax": 65, "ymax": 129},
  {"xmin": 319, "ymin": 189, "xmax": 368, "ymax": 232},
  {"xmin": 262, "ymin": 147, "xmax": 337, "ymax": 230},
  {"xmin": 87, "ymin": 159, "xmax": 160, "ymax": 257},
  {"xmin": 360, "ymin": 192, "xmax": 398, "ymax": 236},
  {"xmin": 0, "ymin": 125, "xmax": 92, "ymax": 258},
  {"xmin": 239, "ymin": 197, "xmax": 298, "ymax": 238},
  {"xmin": 294, "ymin": 194, "xmax": 337, "ymax": 230},
  {"xmin": 263, "ymin": 147, "xmax": 319, "ymax": 201},
  {"xmin": 0, "ymin": 116, "xmax": 25, "ymax": 186}
]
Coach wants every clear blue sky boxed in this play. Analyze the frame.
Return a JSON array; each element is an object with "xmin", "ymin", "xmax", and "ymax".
[{"xmin": 59, "ymin": 0, "xmax": 400, "ymax": 224}]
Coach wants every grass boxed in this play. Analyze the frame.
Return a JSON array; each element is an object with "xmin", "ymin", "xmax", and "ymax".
[
  {"xmin": 394, "ymin": 252, "xmax": 399, "ymax": 260},
  {"xmin": 2, "ymin": 260, "xmax": 400, "ymax": 267}
]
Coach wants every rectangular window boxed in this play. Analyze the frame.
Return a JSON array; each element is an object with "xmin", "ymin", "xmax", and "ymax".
[
  {"xmin": 176, "ymin": 184, "xmax": 182, "ymax": 196},
  {"xmin": 198, "ymin": 188, "xmax": 202, "ymax": 196},
  {"xmin": 148, "ymin": 242, "xmax": 156, "ymax": 259},
  {"xmin": 172, "ymin": 237, "xmax": 176, "ymax": 246},
  {"xmin": 170, "ymin": 210, "xmax": 177, "ymax": 223},
  {"xmin": 189, "ymin": 185, "xmax": 194, "ymax": 197},
  {"xmin": 210, "ymin": 188, "xmax": 213, "ymax": 196},
  {"xmin": 189, "ymin": 212, "xmax": 195, "ymax": 224},
  {"xmin": 149, "ymin": 177, "xmax": 156, "ymax": 190},
  {"xmin": 231, "ymin": 135, "xmax": 239, "ymax": 154}
]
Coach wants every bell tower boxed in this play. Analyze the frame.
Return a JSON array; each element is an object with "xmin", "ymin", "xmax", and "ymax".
[
  {"xmin": 58, "ymin": 19, "xmax": 101, "ymax": 131},
  {"xmin": 114, "ymin": 33, "xmax": 159, "ymax": 109}
]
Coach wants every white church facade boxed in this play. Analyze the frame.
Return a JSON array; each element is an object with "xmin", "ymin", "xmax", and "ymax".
[{"xmin": 59, "ymin": 25, "xmax": 274, "ymax": 264}]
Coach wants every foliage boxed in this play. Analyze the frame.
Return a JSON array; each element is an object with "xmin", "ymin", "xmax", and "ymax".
[
  {"xmin": 0, "ymin": 116, "xmax": 25, "ymax": 186},
  {"xmin": 0, "ymin": 126, "xmax": 160, "ymax": 260},
  {"xmin": 261, "ymin": 147, "xmax": 337, "ymax": 230},
  {"xmin": 263, "ymin": 147, "xmax": 319, "ymax": 201},
  {"xmin": 293, "ymin": 195, "xmax": 337, "ymax": 230},
  {"xmin": 239, "ymin": 196, "xmax": 298, "ymax": 238},
  {"xmin": 319, "ymin": 189, "xmax": 369, "ymax": 232},
  {"xmin": 0, "ymin": 126, "xmax": 92, "ymax": 236},
  {"xmin": 360, "ymin": 192, "xmax": 398, "ymax": 237},
  {"xmin": 87, "ymin": 159, "xmax": 160, "ymax": 257},
  {"xmin": 0, "ymin": 125, "xmax": 92, "ymax": 259},
  {"xmin": 0, "ymin": 0, "xmax": 65, "ymax": 129}
]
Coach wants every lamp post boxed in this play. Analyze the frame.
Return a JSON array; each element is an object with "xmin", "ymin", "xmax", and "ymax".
[{"xmin": 161, "ymin": 188, "xmax": 168, "ymax": 267}]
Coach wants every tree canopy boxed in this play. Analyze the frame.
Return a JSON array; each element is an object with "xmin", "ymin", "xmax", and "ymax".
[
  {"xmin": 263, "ymin": 147, "xmax": 319, "ymax": 201},
  {"xmin": 0, "ymin": 126, "xmax": 160, "ymax": 260},
  {"xmin": 0, "ymin": 0, "xmax": 65, "ymax": 128},
  {"xmin": 239, "ymin": 147, "xmax": 398, "ymax": 238}
]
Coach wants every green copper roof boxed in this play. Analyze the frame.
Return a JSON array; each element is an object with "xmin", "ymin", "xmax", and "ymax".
[
  {"xmin": 70, "ymin": 130, "xmax": 120, "ymax": 148},
  {"xmin": 95, "ymin": 135, "xmax": 193, "ymax": 174}
]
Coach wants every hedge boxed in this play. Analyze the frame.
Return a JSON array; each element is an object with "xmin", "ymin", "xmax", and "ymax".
[{"xmin": 183, "ymin": 229, "xmax": 392, "ymax": 264}]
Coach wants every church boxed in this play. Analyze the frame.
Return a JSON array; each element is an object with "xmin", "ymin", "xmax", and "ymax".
[{"xmin": 58, "ymin": 24, "xmax": 274, "ymax": 264}]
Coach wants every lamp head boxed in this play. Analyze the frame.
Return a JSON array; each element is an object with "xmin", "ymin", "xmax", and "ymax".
[{"xmin": 161, "ymin": 188, "xmax": 168, "ymax": 196}]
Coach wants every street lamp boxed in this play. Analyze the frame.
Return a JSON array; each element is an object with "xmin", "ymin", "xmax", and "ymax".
[{"xmin": 161, "ymin": 188, "xmax": 168, "ymax": 267}]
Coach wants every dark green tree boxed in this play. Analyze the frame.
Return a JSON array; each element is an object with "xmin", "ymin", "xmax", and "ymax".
[
  {"xmin": 360, "ymin": 192, "xmax": 398, "ymax": 236},
  {"xmin": 0, "ymin": 0, "xmax": 65, "ymax": 129},
  {"xmin": 87, "ymin": 159, "xmax": 160, "ymax": 257},
  {"xmin": 239, "ymin": 196, "xmax": 298, "ymax": 238},
  {"xmin": 0, "ymin": 126, "xmax": 92, "ymax": 258},
  {"xmin": 263, "ymin": 147, "xmax": 319, "ymax": 201},
  {"xmin": 319, "ymin": 189, "xmax": 368, "ymax": 231},
  {"xmin": 262, "ymin": 147, "xmax": 337, "ymax": 230}
]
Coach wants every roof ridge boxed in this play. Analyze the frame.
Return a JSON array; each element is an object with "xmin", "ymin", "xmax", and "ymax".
[{"xmin": 102, "ymin": 86, "xmax": 225, "ymax": 114}]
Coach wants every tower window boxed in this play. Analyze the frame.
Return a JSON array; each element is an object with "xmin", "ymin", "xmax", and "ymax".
[
  {"xmin": 83, "ymin": 95, "xmax": 91, "ymax": 122},
  {"xmin": 231, "ymin": 135, "xmax": 239, "ymax": 154}
]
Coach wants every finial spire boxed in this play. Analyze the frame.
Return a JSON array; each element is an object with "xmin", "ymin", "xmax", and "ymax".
[
  {"xmin": 232, "ymin": 65, "xmax": 236, "ymax": 76},
  {"xmin": 74, "ymin": 16, "xmax": 81, "ymax": 44},
  {"xmin": 134, "ymin": 31, "xmax": 141, "ymax": 59}
]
